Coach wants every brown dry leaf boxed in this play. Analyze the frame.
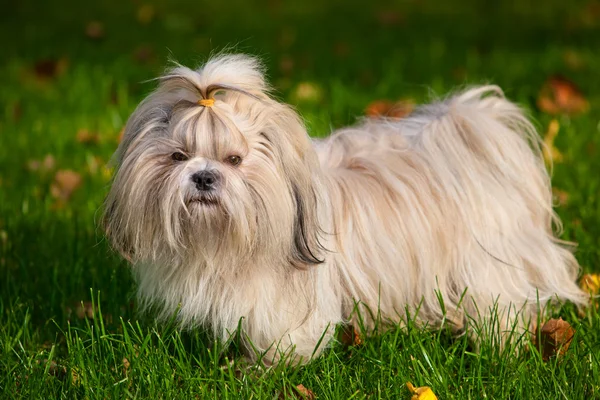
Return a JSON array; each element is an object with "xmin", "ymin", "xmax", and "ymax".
[
  {"xmin": 333, "ymin": 41, "xmax": 350, "ymax": 58},
  {"xmin": 366, "ymin": 99, "xmax": 414, "ymax": 119},
  {"xmin": 50, "ymin": 170, "xmax": 82, "ymax": 201},
  {"xmin": 85, "ymin": 21, "xmax": 105, "ymax": 39},
  {"xmin": 376, "ymin": 9, "xmax": 404, "ymax": 26},
  {"xmin": 66, "ymin": 301, "xmax": 95, "ymax": 319},
  {"xmin": 552, "ymin": 188, "xmax": 570, "ymax": 206},
  {"xmin": 537, "ymin": 76, "xmax": 590, "ymax": 115},
  {"xmin": 580, "ymin": 274, "xmax": 600, "ymax": 295},
  {"xmin": 27, "ymin": 154, "xmax": 56, "ymax": 172},
  {"xmin": 580, "ymin": 1, "xmax": 600, "ymax": 27},
  {"xmin": 538, "ymin": 318, "xmax": 575, "ymax": 361},
  {"xmin": 76, "ymin": 129, "xmax": 100, "ymax": 145},
  {"xmin": 295, "ymin": 384, "xmax": 316, "ymax": 399},
  {"xmin": 137, "ymin": 4, "xmax": 155, "ymax": 24},
  {"xmin": 339, "ymin": 325, "xmax": 363, "ymax": 347},
  {"xmin": 11, "ymin": 101, "xmax": 23, "ymax": 122},
  {"xmin": 33, "ymin": 58, "xmax": 69, "ymax": 81},
  {"xmin": 122, "ymin": 357, "xmax": 130, "ymax": 375},
  {"xmin": 278, "ymin": 28, "xmax": 297, "ymax": 49},
  {"xmin": 542, "ymin": 119, "xmax": 563, "ymax": 165},
  {"xmin": 133, "ymin": 45, "xmax": 156, "ymax": 64},
  {"xmin": 406, "ymin": 382, "xmax": 438, "ymax": 400},
  {"xmin": 37, "ymin": 359, "xmax": 67, "ymax": 380},
  {"xmin": 279, "ymin": 56, "xmax": 294, "ymax": 74}
]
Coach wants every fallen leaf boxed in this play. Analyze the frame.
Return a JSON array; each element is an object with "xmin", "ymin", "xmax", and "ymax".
[
  {"xmin": 76, "ymin": 129, "xmax": 100, "ymax": 145},
  {"xmin": 406, "ymin": 382, "xmax": 438, "ymax": 400},
  {"xmin": 290, "ymin": 82, "xmax": 323, "ymax": 104},
  {"xmin": 122, "ymin": 357, "xmax": 130, "ymax": 375},
  {"xmin": 538, "ymin": 318, "xmax": 575, "ymax": 361},
  {"xmin": 33, "ymin": 58, "xmax": 69, "ymax": 80},
  {"xmin": 563, "ymin": 49, "xmax": 585, "ymax": 70},
  {"xmin": 376, "ymin": 9, "xmax": 404, "ymax": 26},
  {"xmin": 133, "ymin": 45, "xmax": 156, "ymax": 64},
  {"xmin": 333, "ymin": 41, "xmax": 350, "ymax": 58},
  {"xmin": 295, "ymin": 384, "xmax": 316, "ymax": 399},
  {"xmin": 279, "ymin": 56, "xmax": 294, "ymax": 74},
  {"xmin": 542, "ymin": 119, "xmax": 563, "ymax": 165},
  {"xmin": 537, "ymin": 76, "xmax": 589, "ymax": 115},
  {"xmin": 278, "ymin": 28, "xmax": 297, "ymax": 49},
  {"xmin": 11, "ymin": 101, "xmax": 23, "ymax": 122},
  {"xmin": 86, "ymin": 156, "xmax": 103, "ymax": 175},
  {"xmin": 452, "ymin": 67, "xmax": 468, "ymax": 81},
  {"xmin": 85, "ymin": 21, "xmax": 105, "ymax": 39},
  {"xmin": 339, "ymin": 325, "xmax": 363, "ymax": 347},
  {"xmin": 366, "ymin": 99, "xmax": 414, "ymax": 119},
  {"xmin": 580, "ymin": 1, "xmax": 600, "ymax": 27},
  {"xmin": 70, "ymin": 368, "xmax": 80, "ymax": 386},
  {"xmin": 50, "ymin": 170, "xmax": 82, "ymax": 201},
  {"xmin": 37, "ymin": 359, "xmax": 67, "ymax": 380},
  {"xmin": 552, "ymin": 188, "xmax": 569, "ymax": 206},
  {"xmin": 66, "ymin": 301, "xmax": 95, "ymax": 319},
  {"xmin": 137, "ymin": 4, "xmax": 155, "ymax": 24},
  {"xmin": 580, "ymin": 274, "xmax": 600, "ymax": 295},
  {"xmin": 27, "ymin": 154, "xmax": 56, "ymax": 172}
]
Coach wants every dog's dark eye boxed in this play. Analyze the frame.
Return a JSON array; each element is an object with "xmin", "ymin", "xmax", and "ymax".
[
  {"xmin": 171, "ymin": 152, "xmax": 188, "ymax": 162},
  {"xmin": 226, "ymin": 155, "xmax": 242, "ymax": 166}
]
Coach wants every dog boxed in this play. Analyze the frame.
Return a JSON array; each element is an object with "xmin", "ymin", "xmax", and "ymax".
[{"xmin": 104, "ymin": 54, "xmax": 587, "ymax": 364}]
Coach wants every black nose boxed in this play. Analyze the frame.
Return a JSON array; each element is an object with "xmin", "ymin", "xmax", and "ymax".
[{"xmin": 191, "ymin": 170, "xmax": 219, "ymax": 191}]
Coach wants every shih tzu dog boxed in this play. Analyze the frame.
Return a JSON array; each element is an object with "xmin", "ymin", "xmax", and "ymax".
[{"xmin": 104, "ymin": 54, "xmax": 587, "ymax": 364}]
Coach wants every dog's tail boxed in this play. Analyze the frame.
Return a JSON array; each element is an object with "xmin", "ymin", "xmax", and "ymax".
[{"xmin": 415, "ymin": 85, "xmax": 588, "ymax": 316}]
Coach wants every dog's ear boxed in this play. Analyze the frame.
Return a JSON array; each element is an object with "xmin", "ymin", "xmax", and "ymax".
[
  {"xmin": 266, "ymin": 104, "xmax": 326, "ymax": 269},
  {"xmin": 102, "ymin": 189, "xmax": 135, "ymax": 263},
  {"xmin": 290, "ymin": 180, "xmax": 325, "ymax": 268}
]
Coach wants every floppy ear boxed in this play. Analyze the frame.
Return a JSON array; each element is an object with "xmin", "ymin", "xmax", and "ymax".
[
  {"xmin": 290, "ymin": 179, "xmax": 325, "ymax": 268},
  {"xmin": 102, "ymin": 181, "xmax": 136, "ymax": 263},
  {"xmin": 267, "ymin": 103, "xmax": 326, "ymax": 269}
]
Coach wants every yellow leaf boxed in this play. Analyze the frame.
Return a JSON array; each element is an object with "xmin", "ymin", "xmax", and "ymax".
[
  {"xmin": 406, "ymin": 382, "xmax": 438, "ymax": 400},
  {"xmin": 137, "ymin": 4, "xmax": 155, "ymax": 25},
  {"xmin": 543, "ymin": 119, "xmax": 563, "ymax": 165},
  {"xmin": 580, "ymin": 274, "xmax": 600, "ymax": 295}
]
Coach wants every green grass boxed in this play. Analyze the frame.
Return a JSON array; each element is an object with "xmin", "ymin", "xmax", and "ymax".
[{"xmin": 1, "ymin": 0, "xmax": 600, "ymax": 398}]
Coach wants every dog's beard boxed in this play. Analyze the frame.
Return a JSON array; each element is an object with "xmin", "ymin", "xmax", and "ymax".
[
  {"xmin": 180, "ymin": 184, "xmax": 259, "ymax": 266},
  {"xmin": 110, "ymin": 152, "xmax": 300, "ymax": 273}
]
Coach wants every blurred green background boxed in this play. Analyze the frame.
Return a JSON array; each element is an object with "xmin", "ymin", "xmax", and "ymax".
[{"xmin": 1, "ymin": 0, "xmax": 599, "ymax": 397}]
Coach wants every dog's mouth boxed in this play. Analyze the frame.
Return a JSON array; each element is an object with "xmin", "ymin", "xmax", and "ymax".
[{"xmin": 189, "ymin": 195, "xmax": 220, "ymax": 206}]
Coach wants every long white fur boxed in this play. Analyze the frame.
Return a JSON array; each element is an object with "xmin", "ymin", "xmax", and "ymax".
[{"xmin": 104, "ymin": 54, "xmax": 588, "ymax": 364}]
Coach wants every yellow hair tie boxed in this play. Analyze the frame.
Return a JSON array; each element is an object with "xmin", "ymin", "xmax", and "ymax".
[{"xmin": 198, "ymin": 98, "xmax": 215, "ymax": 107}]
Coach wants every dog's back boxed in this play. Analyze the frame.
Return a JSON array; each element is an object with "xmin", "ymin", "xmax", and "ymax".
[{"xmin": 317, "ymin": 86, "xmax": 587, "ymax": 336}]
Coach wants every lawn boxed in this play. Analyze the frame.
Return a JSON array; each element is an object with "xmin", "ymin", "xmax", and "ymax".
[{"xmin": 1, "ymin": 0, "xmax": 600, "ymax": 398}]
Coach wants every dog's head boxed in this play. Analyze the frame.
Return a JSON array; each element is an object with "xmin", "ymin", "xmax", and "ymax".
[{"xmin": 104, "ymin": 55, "xmax": 324, "ymax": 268}]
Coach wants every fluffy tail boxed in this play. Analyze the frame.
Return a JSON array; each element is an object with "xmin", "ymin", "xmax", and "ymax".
[{"xmin": 417, "ymin": 86, "xmax": 587, "ymax": 323}]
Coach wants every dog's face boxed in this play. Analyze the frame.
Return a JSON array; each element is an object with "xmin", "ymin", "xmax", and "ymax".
[{"xmin": 104, "ymin": 55, "xmax": 323, "ymax": 269}]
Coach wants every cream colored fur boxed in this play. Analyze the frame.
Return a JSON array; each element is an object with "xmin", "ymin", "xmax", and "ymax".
[{"xmin": 104, "ymin": 54, "xmax": 588, "ymax": 364}]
